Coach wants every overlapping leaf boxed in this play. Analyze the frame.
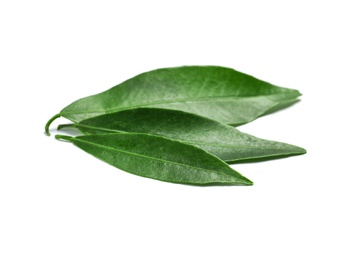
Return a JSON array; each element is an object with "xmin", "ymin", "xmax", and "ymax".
[
  {"xmin": 58, "ymin": 108, "xmax": 306, "ymax": 163},
  {"xmin": 45, "ymin": 66, "xmax": 300, "ymax": 134},
  {"xmin": 46, "ymin": 66, "xmax": 305, "ymax": 186},
  {"xmin": 56, "ymin": 133, "xmax": 253, "ymax": 186}
]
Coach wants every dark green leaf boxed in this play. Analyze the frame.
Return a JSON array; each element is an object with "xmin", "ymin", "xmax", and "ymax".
[
  {"xmin": 45, "ymin": 66, "xmax": 300, "ymax": 134},
  {"xmin": 59, "ymin": 108, "xmax": 306, "ymax": 163},
  {"xmin": 56, "ymin": 133, "xmax": 253, "ymax": 186}
]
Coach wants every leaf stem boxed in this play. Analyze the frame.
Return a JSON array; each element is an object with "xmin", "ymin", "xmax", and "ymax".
[
  {"xmin": 45, "ymin": 114, "xmax": 61, "ymax": 136},
  {"xmin": 55, "ymin": 134, "xmax": 74, "ymax": 142},
  {"xmin": 57, "ymin": 123, "xmax": 76, "ymax": 130}
]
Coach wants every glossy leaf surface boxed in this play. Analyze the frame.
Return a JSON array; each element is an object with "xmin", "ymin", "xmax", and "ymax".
[
  {"xmin": 62, "ymin": 108, "xmax": 306, "ymax": 163},
  {"xmin": 46, "ymin": 66, "xmax": 301, "ymax": 134},
  {"xmin": 56, "ymin": 133, "xmax": 253, "ymax": 186}
]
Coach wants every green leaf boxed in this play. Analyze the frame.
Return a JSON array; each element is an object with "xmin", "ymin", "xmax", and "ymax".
[
  {"xmin": 45, "ymin": 66, "xmax": 300, "ymax": 135},
  {"xmin": 55, "ymin": 133, "xmax": 253, "ymax": 186},
  {"xmin": 59, "ymin": 108, "xmax": 306, "ymax": 163}
]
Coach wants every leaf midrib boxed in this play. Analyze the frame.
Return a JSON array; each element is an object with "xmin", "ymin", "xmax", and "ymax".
[
  {"xmin": 74, "ymin": 137, "xmax": 238, "ymax": 179},
  {"xmin": 76, "ymin": 124, "xmax": 294, "ymax": 151},
  {"xmin": 62, "ymin": 93, "xmax": 293, "ymax": 116}
]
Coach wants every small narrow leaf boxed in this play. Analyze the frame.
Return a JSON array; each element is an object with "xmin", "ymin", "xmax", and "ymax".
[
  {"xmin": 45, "ymin": 66, "xmax": 301, "ymax": 134},
  {"xmin": 59, "ymin": 108, "xmax": 306, "ymax": 163},
  {"xmin": 55, "ymin": 133, "xmax": 253, "ymax": 186}
]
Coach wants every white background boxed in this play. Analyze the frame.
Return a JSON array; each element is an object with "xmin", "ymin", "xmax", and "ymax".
[{"xmin": 1, "ymin": 1, "xmax": 357, "ymax": 259}]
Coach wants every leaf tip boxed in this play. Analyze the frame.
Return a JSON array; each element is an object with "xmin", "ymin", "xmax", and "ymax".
[
  {"xmin": 291, "ymin": 145, "xmax": 307, "ymax": 155},
  {"xmin": 299, "ymin": 147, "xmax": 307, "ymax": 154},
  {"xmin": 240, "ymin": 176, "xmax": 254, "ymax": 186}
]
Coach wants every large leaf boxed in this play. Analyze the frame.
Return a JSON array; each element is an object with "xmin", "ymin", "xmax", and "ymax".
[
  {"xmin": 45, "ymin": 66, "xmax": 300, "ymax": 134},
  {"xmin": 59, "ymin": 108, "xmax": 306, "ymax": 163},
  {"xmin": 55, "ymin": 133, "xmax": 253, "ymax": 186}
]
